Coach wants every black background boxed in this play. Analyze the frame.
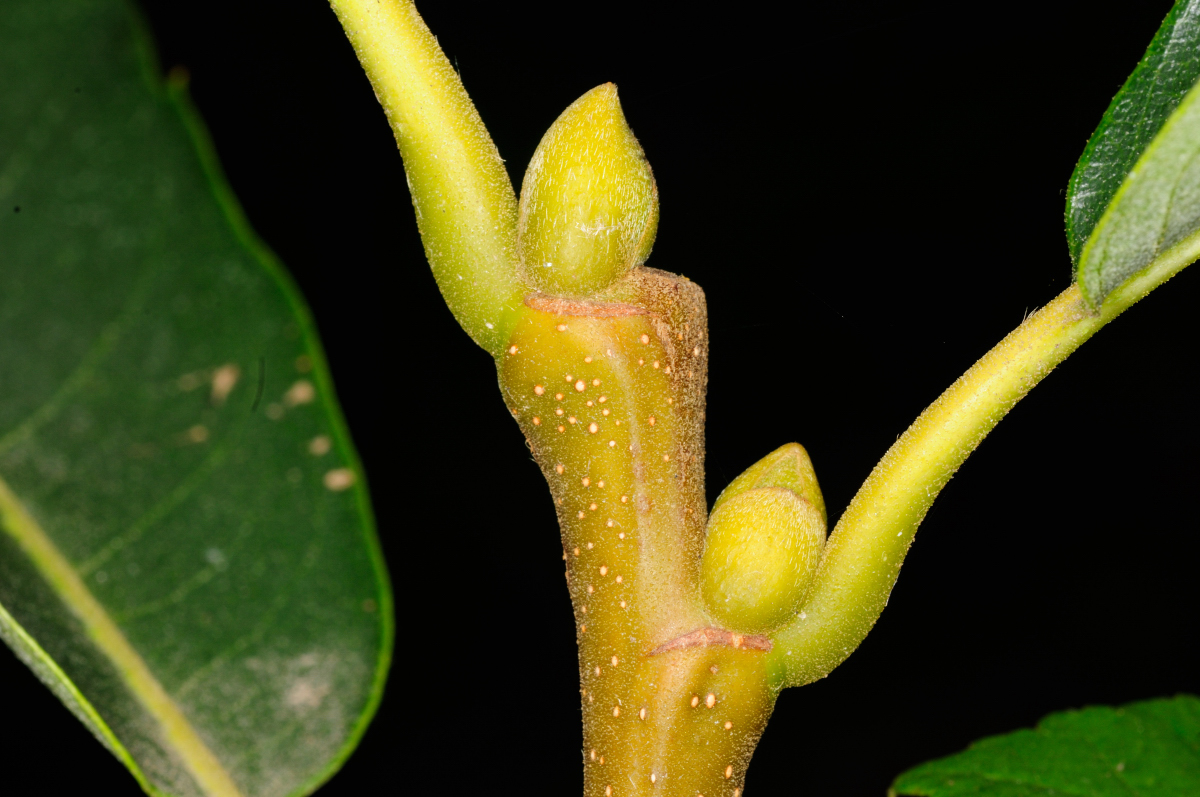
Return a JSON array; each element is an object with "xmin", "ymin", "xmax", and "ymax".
[{"xmin": 3, "ymin": 1, "xmax": 1200, "ymax": 794}]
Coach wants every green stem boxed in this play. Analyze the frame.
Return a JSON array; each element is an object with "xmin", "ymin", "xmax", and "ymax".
[{"xmin": 768, "ymin": 227, "xmax": 1200, "ymax": 688}]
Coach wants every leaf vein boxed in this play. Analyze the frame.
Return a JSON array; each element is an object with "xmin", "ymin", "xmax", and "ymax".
[
  {"xmin": 0, "ymin": 473, "xmax": 244, "ymax": 796},
  {"xmin": 0, "ymin": 269, "xmax": 155, "ymax": 458},
  {"xmin": 78, "ymin": 443, "xmax": 229, "ymax": 577}
]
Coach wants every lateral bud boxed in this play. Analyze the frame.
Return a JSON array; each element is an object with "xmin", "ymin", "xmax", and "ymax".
[
  {"xmin": 516, "ymin": 83, "xmax": 659, "ymax": 295},
  {"xmin": 701, "ymin": 444, "xmax": 827, "ymax": 635}
]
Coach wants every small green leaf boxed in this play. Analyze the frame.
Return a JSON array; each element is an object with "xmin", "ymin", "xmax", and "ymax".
[
  {"xmin": 891, "ymin": 695, "xmax": 1200, "ymax": 796},
  {"xmin": 1068, "ymin": 0, "xmax": 1200, "ymax": 304},
  {"xmin": 0, "ymin": 2, "xmax": 391, "ymax": 796}
]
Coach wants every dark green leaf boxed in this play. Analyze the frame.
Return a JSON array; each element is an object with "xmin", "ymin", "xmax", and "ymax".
[
  {"xmin": 0, "ymin": 2, "xmax": 391, "ymax": 795},
  {"xmin": 1067, "ymin": 1, "xmax": 1200, "ymax": 304},
  {"xmin": 891, "ymin": 695, "xmax": 1200, "ymax": 796}
]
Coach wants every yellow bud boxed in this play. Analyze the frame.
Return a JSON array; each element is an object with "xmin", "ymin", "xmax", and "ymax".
[
  {"xmin": 517, "ymin": 84, "xmax": 658, "ymax": 295},
  {"xmin": 701, "ymin": 445, "xmax": 826, "ymax": 635},
  {"xmin": 712, "ymin": 443, "xmax": 825, "ymax": 522}
]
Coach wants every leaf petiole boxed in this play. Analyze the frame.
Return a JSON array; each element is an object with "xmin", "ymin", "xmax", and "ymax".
[{"xmin": 769, "ymin": 218, "xmax": 1200, "ymax": 687}]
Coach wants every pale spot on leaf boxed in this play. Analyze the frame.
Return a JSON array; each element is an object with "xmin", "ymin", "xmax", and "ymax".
[
  {"xmin": 323, "ymin": 468, "xmax": 356, "ymax": 491},
  {"xmin": 211, "ymin": 363, "xmax": 240, "ymax": 405},
  {"xmin": 286, "ymin": 678, "xmax": 331, "ymax": 710}
]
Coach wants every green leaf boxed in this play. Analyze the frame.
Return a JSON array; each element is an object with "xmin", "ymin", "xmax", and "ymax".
[
  {"xmin": 1067, "ymin": 0, "xmax": 1200, "ymax": 305},
  {"xmin": 891, "ymin": 695, "xmax": 1200, "ymax": 796},
  {"xmin": 0, "ymin": 2, "xmax": 391, "ymax": 795}
]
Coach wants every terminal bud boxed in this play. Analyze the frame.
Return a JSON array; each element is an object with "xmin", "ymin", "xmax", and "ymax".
[
  {"xmin": 701, "ymin": 445, "xmax": 826, "ymax": 635},
  {"xmin": 516, "ymin": 83, "xmax": 658, "ymax": 295}
]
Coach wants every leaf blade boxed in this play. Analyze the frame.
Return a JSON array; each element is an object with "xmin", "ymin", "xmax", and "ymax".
[
  {"xmin": 1067, "ymin": 0, "xmax": 1200, "ymax": 303},
  {"xmin": 0, "ymin": 1, "xmax": 392, "ymax": 795},
  {"xmin": 891, "ymin": 695, "xmax": 1200, "ymax": 797},
  {"xmin": 1079, "ymin": 78, "xmax": 1200, "ymax": 303},
  {"xmin": 0, "ymin": 477, "xmax": 244, "ymax": 795}
]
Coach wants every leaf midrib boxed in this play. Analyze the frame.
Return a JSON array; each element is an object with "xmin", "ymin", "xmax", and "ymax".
[{"xmin": 0, "ymin": 473, "xmax": 244, "ymax": 797}]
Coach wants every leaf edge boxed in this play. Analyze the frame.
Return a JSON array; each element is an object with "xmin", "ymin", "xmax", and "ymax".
[
  {"xmin": 158, "ymin": 41, "xmax": 396, "ymax": 797},
  {"xmin": 1076, "ymin": 72, "xmax": 1200, "ymax": 307}
]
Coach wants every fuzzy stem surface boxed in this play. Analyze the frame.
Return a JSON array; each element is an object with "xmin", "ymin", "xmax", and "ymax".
[
  {"xmin": 329, "ymin": 0, "xmax": 524, "ymax": 355},
  {"xmin": 769, "ymin": 225, "xmax": 1200, "ymax": 687}
]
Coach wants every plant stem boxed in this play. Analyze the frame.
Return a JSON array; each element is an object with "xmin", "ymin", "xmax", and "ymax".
[
  {"xmin": 499, "ymin": 270, "xmax": 782, "ymax": 795},
  {"xmin": 329, "ymin": 0, "xmax": 1200, "ymax": 785}
]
